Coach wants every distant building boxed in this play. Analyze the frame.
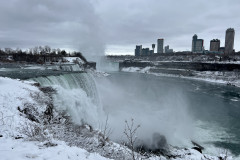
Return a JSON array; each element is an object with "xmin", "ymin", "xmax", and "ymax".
[
  {"xmin": 157, "ymin": 39, "xmax": 164, "ymax": 53},
  {"xmin": 210, "ymin": 39, "xmax": 220, "ymax": 52},
  {"xmin": 165, "ymin": 45, "xmax": 169, "ymax": 53},
  {"xmin": 192, "ymin": 34, "xmax": 204, "ymax": 53},
  {"xmin": 219, "ymin": 47, "xmax": 225, "ymax": 53},
  {"xmin": 142, "ymin": 48, "xmax": 150, "ymax": 55},
  {"xmin": 135, "ymin": 45, "xmax": 142, "ymax": 56},
  {"xmin": 152, "ymin": 44, "xmax": 155, "ymax": 53},
  {"xmin": 164, "ymin": 45, "xmax": 173, "ymax": 53},
  {"xmin": 225, "ymin": 28, "xmax": 235, "ymax": 54},
  {"xmin": 167, "ymin": 49, "xmax": 173, "ymax": 53},
  {"xmin": 149, "ymin": 50, "xmax": 154, "ymax": 55}
]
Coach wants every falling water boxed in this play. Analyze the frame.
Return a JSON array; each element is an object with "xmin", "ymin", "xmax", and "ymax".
[{"xmin": 31, "ymin": 72, "xmax": 103, "ymax": 127}]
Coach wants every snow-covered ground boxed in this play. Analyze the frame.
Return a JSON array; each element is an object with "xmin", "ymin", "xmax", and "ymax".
[
  {"xmin": 121, "ymin": 67, "xmax": 240, "ymax": 88},
  {"xmin": 0, "ymin": 138, "xmax": 110, "ymax": 160},
  {"xmin": 0, "ymin": 77, "xmax": 230, "ymax": 160},
  {"xmin": 122, "ymin": 66, "xmax": 152, "ymax": 74},
  {"xmin": 107, "ymin": 54, "xmax": 240, "ymax": 63},
  {"xmin": 149, "ymin": 60, "xmax": 240, "ymax": 64},
  {"xmin": 63, "ymin": 57, "xmax": 79, "ymax": 63}
]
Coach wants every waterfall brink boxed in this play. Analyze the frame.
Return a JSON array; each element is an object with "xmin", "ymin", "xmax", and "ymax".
[
  {"xmin": 31, "ymin": 72, "xmax": 103, "ymax": 127},
  {"xmin": 61, "ymin": 64, "xmax": 83, "ymax": 72}
]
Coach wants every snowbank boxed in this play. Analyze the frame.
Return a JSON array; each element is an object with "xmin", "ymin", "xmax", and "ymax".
[
  {"xmin": 121, "ymin": 67, "xmax": 151, "ymax": 73},
  {"xmin": 0, "ymin": 138, "xmax": 110, "ymax": 160},
  {"xmin": 63, "ymin": 57, "xmax": 78, "ymax": 63},
  {"xmin": 121, "ymin": 66, "xmax": 240, "ymax": 88},
  {"xmin": 121, "ymin": 67, "xmax": 141, "ymax": 72},
  {"xmin": 0, "ymin": 77, "xmax": 47, "ymax": 137}
]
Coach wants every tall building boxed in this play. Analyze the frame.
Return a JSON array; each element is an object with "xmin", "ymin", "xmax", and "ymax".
[
  {"xmin": 210, "ymin": 39, "xmax": 220, "ymax": 52},
  {"xmin": 142, "ymin": 48, "xmax": 150, "ymax": 55},
  {"xmin": 225, "ymin": 28, "xmax": 235, "ymax": 54},
  {"xmin": 192, "ymin": 34, "xmax": 204, "ymax": 53},
  {"xmin": 157, "ymin": 39, "xmax": 164, "ymax": 53},
  {"xmin": 135, "ymin": 45, "xmax": 142, "ymax": 56},
  {"xmin": 152, "ymin": 44, "xmax": 155, "ymax": 53}
]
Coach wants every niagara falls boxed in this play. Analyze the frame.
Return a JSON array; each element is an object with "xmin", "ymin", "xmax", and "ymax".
[{"xmin": 1, "ymin": 0, "xmax": 240, "ymax": 160}]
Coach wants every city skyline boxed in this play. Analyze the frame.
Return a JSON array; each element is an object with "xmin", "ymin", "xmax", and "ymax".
[
  {"xmin": 0, "ymin": 0, "xmax": 240, "ymax": 56},
  {"xmin": 135, "ymin": 28, "xmax": 237, "ymax": 55},
  {"xmin": 108, "ymin": 28, "xmax": 240, "ymax": 55}
]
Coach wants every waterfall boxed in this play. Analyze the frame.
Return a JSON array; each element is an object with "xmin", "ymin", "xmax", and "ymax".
[
  {"xmin": 70, "ymin": 64, "xmax": 82, "ymax": 71},
  {"xmin": 60, "ymin": 64, "xmax": 83, "ymax": 72},
  {"xmin": 31, "ymin": 72, "xmax": 103, "ymax": 127},
  {"xmin": 48, "ymin": 64, "xmax": 84, "ymax": 72}
]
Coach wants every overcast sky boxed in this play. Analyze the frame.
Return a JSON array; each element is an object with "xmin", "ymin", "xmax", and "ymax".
[{"xmin": 0, "ymin": 0, "xmax": 240, "ymax": 56}]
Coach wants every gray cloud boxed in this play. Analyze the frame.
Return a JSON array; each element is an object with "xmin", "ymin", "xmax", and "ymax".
[
  {"xmin": 0, "ymin": 0, "xmax": 240, "ymax": 55},
  {"xmin": 0, "ymin": 0, "xmax": 105, "ymax": 56}
]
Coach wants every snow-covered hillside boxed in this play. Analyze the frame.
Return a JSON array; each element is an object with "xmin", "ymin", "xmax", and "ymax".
[{"xmin": 0, "ymin": 77, "xmax": 110, "ymax": 160}]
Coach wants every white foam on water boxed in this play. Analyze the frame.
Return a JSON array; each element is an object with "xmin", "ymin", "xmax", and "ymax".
[
  {"xmin": 193, "ymin": 120, "xmax": 240, "ymax": 159},
  {"xmin": 32, "ymin": 73, "xmax": 104, "ymax": 127},
  {"xmin": 23, "ymin": 65, "xmax": 46, "ymax": 70},
  {"xmin": 95, "ymin": 74, "xmax": 195, "ymax": 148},
  {"xmin": 71, "ymin": 64, "xmax": 83, "ymax": 71}
]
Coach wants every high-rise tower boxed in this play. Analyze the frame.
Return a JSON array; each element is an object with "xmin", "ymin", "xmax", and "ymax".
[
  {"xmin": 192, "ymin": 34, "xmax": 204, "ymax": 53},
  {"xmin": 135, "ymin": 45, "xmax": 142, "ymax": 56},
  {"xmin": 157, "ymin": 39, "xmax": 164, "ymax": 53},
  {"xmin": 210, "ymin": 39, "xmax": 220, "ymax": 52},
  {"xmin": 152, "ymin": 44, "xmax": 155, "ymax": 53},
  {"xmin": 225, "ymin": 28, "xmax": 235, "ymax": 54}
]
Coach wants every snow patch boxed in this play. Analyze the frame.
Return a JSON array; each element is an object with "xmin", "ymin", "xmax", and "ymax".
[
  {"xmin": 0, "ymin": 77, "xmax": 47, "ymax": 137},
  {"xmin": 121, "ymin": 67, "xmax": 151, "ymax": 73},
  {"xmin": 0, "ymin": 138, "xmax": 110, "ymax": 160}
]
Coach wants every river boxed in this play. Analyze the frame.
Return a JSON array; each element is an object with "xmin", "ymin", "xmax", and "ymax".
[
  {"xmin": 1, "ymin": 63, "xmax": 240, "ymax": 157},
  {"xmin": 95, "ymin": 71, "xmax": 240, "ymax": 157}
]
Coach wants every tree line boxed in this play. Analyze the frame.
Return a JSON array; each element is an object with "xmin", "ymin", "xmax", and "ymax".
[{"xmin": 0, "ymin": 46, "xmax": 83, "ymax": 57}]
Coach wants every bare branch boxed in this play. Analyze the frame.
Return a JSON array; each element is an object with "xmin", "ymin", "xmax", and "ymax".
[
  {"xmin": 98, "ymin": 115, "xmax": 112, "ymax": 147},
  {"xmin": 124, "ymin": 118, "xmax": 140, "ymax": 160}
]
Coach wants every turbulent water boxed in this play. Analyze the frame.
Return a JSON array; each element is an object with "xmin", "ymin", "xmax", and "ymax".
[
  {"xmin": 31, "ymin": 73, "xmax": 104, "ymax": 127},
  {"xmin": 94, "ymin": 72, "xmax": 240, "ymax": 157}
]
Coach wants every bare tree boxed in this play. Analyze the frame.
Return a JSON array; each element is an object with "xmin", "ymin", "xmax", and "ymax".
[
  {"xmin": 18, "ymin": 121, "xmax": 49, "ymax": 142},
  {"xmin": 217, "ymin": 148, "xmax": 229, "ymax": 160},
  {"xmin": 4, "ymin": 48, "xmax": 12, "ymax": 54},
  {"xmin": 44, "ymin": 45, "xmax": 51, "ymax": 54},
  {"xmin": 124, "ymin": 118, "xmax": 140, "ymax": 160},
  {"xmin": 98, "ymin": 115, "xmax": 112, "ymax": 146},
  {"xmin": 28, "ymin": 48, "xmax": 33, "ymax": 55},
  {"xmin": 56, "ymin": 48, "xmax": 61, "ymax": 55},
  {"xmin": 51, "ymin": 49, "xmax": 57, "ymax": 55},
  {"xmin": 33, "ymin": 46, "xmax": 39, "ymax": 55}
]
